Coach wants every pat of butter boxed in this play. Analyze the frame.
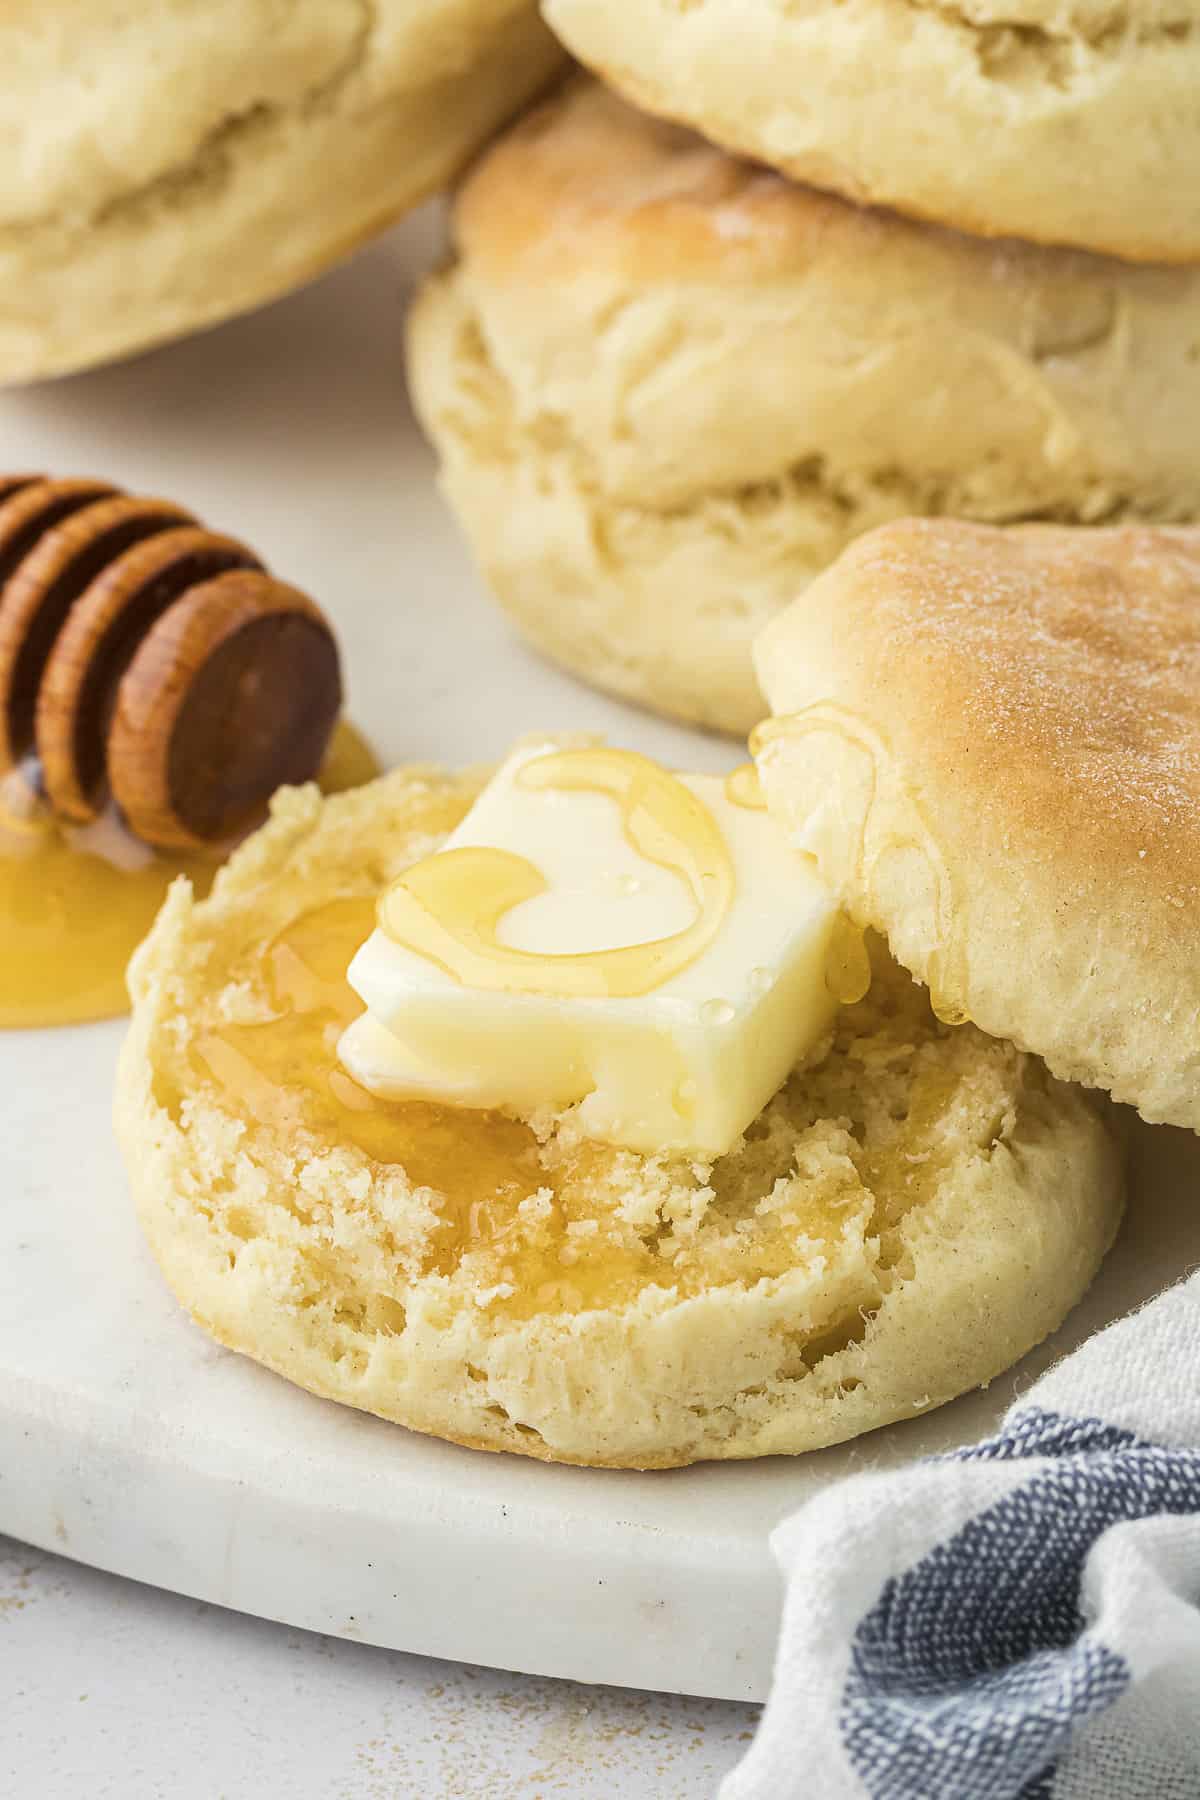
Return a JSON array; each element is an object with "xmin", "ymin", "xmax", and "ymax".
[{"xmin": 339, "ymin": 744, "xmax": 840, "ymax": 1157}]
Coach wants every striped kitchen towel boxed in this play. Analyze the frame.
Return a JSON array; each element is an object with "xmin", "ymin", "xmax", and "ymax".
[{"xmin": 723, "ymin": 1274, "xmax": 1200, "ymax": 1800}]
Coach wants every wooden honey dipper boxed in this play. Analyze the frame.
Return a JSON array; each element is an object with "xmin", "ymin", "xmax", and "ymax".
[{"xmin": 0, "ymin": 475, "xmax": 342, "ymax": 851}]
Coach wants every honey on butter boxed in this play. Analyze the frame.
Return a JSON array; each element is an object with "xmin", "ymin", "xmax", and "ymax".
[{"xmin": 340, "ymin": 743, "xmax": 843, "ymax": 1157}]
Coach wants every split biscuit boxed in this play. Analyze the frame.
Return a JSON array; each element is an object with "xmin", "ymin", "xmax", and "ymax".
[
  {"xmin": 117, "ymin": 762, "xmax": 1123, "ymax": 1467},
  {"xmin": 755, "ymin": 518, "xmax": 1200, "ymax": 1132}
]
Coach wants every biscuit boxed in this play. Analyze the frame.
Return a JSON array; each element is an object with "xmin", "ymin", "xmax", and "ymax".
[
  {"xmin": 0, "ymin": 0, "xmax": 563, "ymax": 382},
  {"xmin": 408, "ymin": 79, "xmax": 1200, "ymax": 736},
  {"xmin": 754, "ymin": 518, "xmax": 1200, "ymax": 1132},
  {"xmin": 543, "ymin": 0, "xmax": 1200, "ymax": 262},
  {"xmin": 116, "ymin": 763, "xmax": 1123, "ymax": 1468}
]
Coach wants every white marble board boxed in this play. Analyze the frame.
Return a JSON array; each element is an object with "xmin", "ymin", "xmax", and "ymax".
[{"xmin": 2, "ymin": 212, "xmax": 1197, "ymax": 1704}]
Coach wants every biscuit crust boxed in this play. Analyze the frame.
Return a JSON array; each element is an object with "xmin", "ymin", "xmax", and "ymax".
[
  {"xmin": 755, "ymin": 518, "xmax": 1200, "ymax": 1131},
  {"xmin": 543, "ymin": 0, "xmax": 1200, "ymax": 262},
  {"xmin": 0, "ymin": 0, "xmax": 562, "ymax": 382},
  {"xmin": 117, "ymin": 763, "xmax": 1123, "ymax": 1467},
  {"xmin": 409, "ymin": 80, "xmax": 1200, "ymax": 735}
]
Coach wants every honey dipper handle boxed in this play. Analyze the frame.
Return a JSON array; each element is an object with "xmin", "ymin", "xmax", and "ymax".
[{"xmin": 109, "ymin": 570, "xmax": 343, "ymax": 851}]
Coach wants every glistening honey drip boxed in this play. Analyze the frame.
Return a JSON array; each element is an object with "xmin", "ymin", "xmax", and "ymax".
[
  {"xmin": 196, "ymin": 894, "xmax": 651, "ymax": 1312},
  {"xmin": 751, "ymin": 709, "xmax": 970, "ymax": 1023},
  {"xmin": 824, "ymin": 914, "xmax": 872, "ymax": 1007},
  {"xmin": 728, "ymin": 748, "xmax": 868, "ymax": 1004},
  {"xmin": 193, "ymin": 882, "xmax": 884, "ymax": 1319},
  {"xmin": 378, "ymin": 748, "xmax": 735, "ymax": 997},
  {"xmin": 724, "ymin": 761, "xmax": 767, "ymax": 810},
  {"xmin": 0, "ymin": 721, "xmax": 377, "ymax": 1030}
]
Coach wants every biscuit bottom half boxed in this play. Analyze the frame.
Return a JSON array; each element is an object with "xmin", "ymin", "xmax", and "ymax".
[{"xmin": 117, "ymin": 768, "xmax": 1125, "ymax": 1468}]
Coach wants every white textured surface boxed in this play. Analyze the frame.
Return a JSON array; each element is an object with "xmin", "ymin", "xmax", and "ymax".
[
  {"xmin": 0, "ymin": 1535, "xmax": 753, "ymax": 1797},
  {"xmin": 2, "ymin": 211, "xmax": 1199, "ymax": 1743}
]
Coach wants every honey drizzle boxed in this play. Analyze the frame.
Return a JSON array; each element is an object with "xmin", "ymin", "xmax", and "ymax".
[
  {"xmin": 196, "ymin": 890, "xmax": 872, "ymax": 1313},
  {"xmin": 751, "ymin": 710, "xmax": 970, "ymax": 1024},
  {"xmin": 732, "ymin": 741, "xmax": 868, "ymax": 1006},
  {"xmin": 724, "ymin": 761, "xmax": 767, "ymax": 810},
  {"xmin": 377, "ymin": 748, "xmax": 736, "ymax": 999},
  {"xmin": 824, "ymin": 913, "xmax": 872, "ymax": 1007},
  {"xmin": 198, "ymin": 895, "xmax": 652, "ymax": 1302},
  {"xmin": 0, "ymin": 719, "xmax": 379, "ymax": 1030}
]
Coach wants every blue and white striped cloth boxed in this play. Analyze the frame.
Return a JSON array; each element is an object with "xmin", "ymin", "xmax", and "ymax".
[{"xmin": 724, "ymin": 1276, "xmax": 1200, "ymax": 1800}]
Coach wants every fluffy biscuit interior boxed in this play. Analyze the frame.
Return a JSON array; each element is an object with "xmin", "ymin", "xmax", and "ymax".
[
  {"xmin": 137, "ymin": 777, "xmax": 1044, "ymax": 1314},
  {"xmin": 120, "ymin": 768, "xmax": 1123, "ymax": 1465}
]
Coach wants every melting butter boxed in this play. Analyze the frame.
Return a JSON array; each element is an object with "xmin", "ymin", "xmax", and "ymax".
[
  {"xmin": 345, "ymin": 742, "xmax": 842, "ymax": 1156},
  {"xmin": 196, "ymin": 863, "xmax": 879, "ymax": 1317},
  {"xmin": 378, "ymin": 748, "xmax": 734, "ymax": 999}
]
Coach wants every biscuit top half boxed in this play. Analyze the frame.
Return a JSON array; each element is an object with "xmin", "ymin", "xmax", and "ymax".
[
  {"xmin": 754, "ymin": 518, "xmax": 1200, "ymax": 1129},
  {"xmin": 542, "ymin": 0, "xmax": 1200, "ymax": 261},
  {"xmin": 448, "ymin": 77, "xmax": 1200, "ymax": 519}
]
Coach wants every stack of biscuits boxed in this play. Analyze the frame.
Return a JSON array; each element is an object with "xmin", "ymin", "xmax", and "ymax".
[
  {"xmin": 0, "ymin": 1, "xmax": 565, "ymax": 382},
  {"xmin": 407, "ymin": 8, "xmax": 1200, "ymax": 733}
]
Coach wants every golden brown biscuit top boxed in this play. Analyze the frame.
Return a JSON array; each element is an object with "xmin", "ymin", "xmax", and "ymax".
[
  {"xmin": 765, "ymin": 518, "xmax": 1200, "ymax": 900},
  {"xmin": 870, "ymin": 0, "xmax": 1200, "ymax": 32},
  {"xmin": 454, "ymin": 75, "xmax": 1145, "ymax": 286},
  {"xmin": 441, "ymin": 74, "xmax": 1200, "ymax": 522}
]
